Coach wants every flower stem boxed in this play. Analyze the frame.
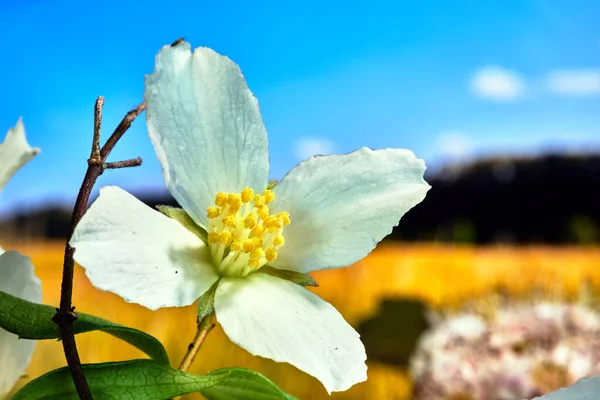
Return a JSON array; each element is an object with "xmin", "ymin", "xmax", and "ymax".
[{"xmin": 178, "ymin": 312, "xmax": 217, "ymax": 372}]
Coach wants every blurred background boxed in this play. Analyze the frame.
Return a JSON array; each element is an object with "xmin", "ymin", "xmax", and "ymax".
[{"xmin": 1, "ymin": 0, "xmax": 600, "ymax": 398}]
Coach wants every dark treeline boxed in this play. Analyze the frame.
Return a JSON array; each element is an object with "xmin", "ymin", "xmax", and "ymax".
[
  {"xmin": 393, "ymin": 153, "xmax": 600, "ymax": 244},
  {"xmin": 3, "ymin": 153, "xmax": 600, "ymax": 244}
]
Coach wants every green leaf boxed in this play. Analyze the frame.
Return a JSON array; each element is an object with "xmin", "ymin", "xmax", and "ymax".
[
  {"xmin": 157, "ymin": 205, "xmax": 208, "ymax": 242},
  {"xmin": 198, "ymin": 279, "xmax": 220, "ymax": 320},
  {"xmin": 11, "ymin": 360, "xmax": 297, "ymax": 400},
  {"xmin": 0, "ymin": 290, "xmax": 168, "ymax": 363},
  {"xmin": 259, "ymin": 266, "xmax": 318, "ymax": 287},
  {"xmin": 203, "ymin": 368, "xmax": 298, "ymax": 400},
  {"xmin": 10, "ymin": 359, "xmax": 218, "ymax": 400}
]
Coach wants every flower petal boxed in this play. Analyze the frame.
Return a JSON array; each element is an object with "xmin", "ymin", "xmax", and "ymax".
[
  {"xmin": 0, "ymin": 119, "xmax": 40, "ymax": 192},
  {"xmin": 144, "ymin": 41, "xmax": 270, "ymax": 228},
  {"xmin": 214, "ymin": 273, "xmax": 367, "ymax": 393},
  {"xmin": 0, "ymin": 250, "xmax": 42, "ymax": 397},
  {"xmin": 533, "ymin": 376, "xmax": 600, "ymax": 399},
  {"xmin": 70, "ymin": 186, "xmax": 219, "ymax": 310},
  {"xmin": 270, "ymin": 147, "xmax": 430, "ymax": 273}
]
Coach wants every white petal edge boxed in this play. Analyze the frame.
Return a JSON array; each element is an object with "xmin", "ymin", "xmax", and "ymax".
[
  {"xmin": 533, "ymin": 375, "xmax": 600, "ymax": 399},
  {"xmin": 144, "ymin": 41, "xmax": 270, "ymax": 228},
  {"xmin": 270, "ymin": 147, "xmax": 430, "ymax": 273},
  {"xmin": 0, "ymin": 118, "xmax": 40, "ymax": 192},
  {"xmin": 0, "ymin": 250, "xmax": 42, "ymax": 397},
  {"xmin": 70, "ymin": 186, "xmax": 219, "ymax": 310},
  {"xmin": 215, "ymin": 273, "xmax": 367, "ymax": 393}
]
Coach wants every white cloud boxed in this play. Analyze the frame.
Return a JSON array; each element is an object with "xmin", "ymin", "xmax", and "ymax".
[
  {"xmin": 293, "ymin": 137, "xmax": 336, "ymax": 160},
  {"xmin": 469, "ymin": 66, "xmax": 527, "ymax": 101},
  {"xmin": 544, "ymin": 69, "xmax": 600, "ymax": 96},
  {"xmin": 435, "ymin": 131, "xmax": 473, "ymax": 160}
]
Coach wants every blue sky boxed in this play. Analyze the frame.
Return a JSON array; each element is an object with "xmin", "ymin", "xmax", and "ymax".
[{"xmin": 1, "ymin": 0, "xmax": 599, "ymax": 213}]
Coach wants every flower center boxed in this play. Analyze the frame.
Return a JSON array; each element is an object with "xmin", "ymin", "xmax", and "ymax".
[{"xmin": 206, "ymin": 187, "xmax": 290, "ymax": 277}]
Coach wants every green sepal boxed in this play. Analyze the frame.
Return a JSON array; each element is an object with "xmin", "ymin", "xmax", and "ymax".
[
  {"xmin": 0, "ymin": 290, "xmax": 168, "ymax": 363},
  {"xmin": 259, "ymin": 266, "xmax": 318, "ymax": 287},
  {"xmin": 267, "ymin": 179, "xmax": 278, "ymax": 190},
  {"xmin": 157, "ymin": 205, "xmax": 208, "ymax": 242},
  {"xmin": 198, "ymin": 279, "xmax": 220, "ymax": 320},
  {"xmin": 11, "ymin": 360, "xmax": 297, "ymax": 400}
]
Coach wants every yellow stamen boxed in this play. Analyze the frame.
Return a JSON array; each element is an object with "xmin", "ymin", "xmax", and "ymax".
[
  {"xmin": 219, "ymin": 231, "xmax": 233, "ymax": 245},
  {"xmin": 257, "ymin": 205, "xmax": 269, "ymax": 220},
  {"xmin": 222, "ymin": 215, "xmax": 238, "ymax": 228},
  {"xmin": 227, "ymin": 193, "xmax": 241, "ymax": 204},
  {"xmin": 251, "ymin": 225, "xmax": 264, "ymax": 238},
  {"xmin": 254, "ymin": 194, "xmax": 265, "ymax": 207},
  {"xmin": 206, "ymin": 188, "xmax": 290, "ymax": 277},
  {"xmin": 279, "ymin": 211, "xmax": 291, "ymax": 225},
  {"xmin": 262, "ymin": 216, "xmax": 276, "ymax": 228},
  {"xmin": 244, "ymin": 214, "xmax": 257, "ymax": 229},
  {"xmin": 263, "ymin": 189, "xmax": 275, "ymax": 204},
  {"xmin": 215, "ymin": 192, "xmax": 228, "ymax": 207},
  {"xmin": 273, "ymin": 235, "xmax": 285, "ymax": 247},
  {"xmin": 207, "ymin": 206, "xmax": 220, "ymax": 219},
  {"xmin": 230, "ymin": 240, "xmax": 242, "ymax": 252},
  {"xmin": 241, "ymin": 239, "xmax": 256, "ymax": 253},
  {"xmin": 241, "ymin": 187, "xmax": 254, "ymax": 203},
  {"xmin": 227, "ymin": 194, "xmax": 242, "ymax": 214},
  {"xmin": 208, "ymin": 232, "xmax": 220, "ymax": 243},
  {"xmin": 265, "ymin": 248, "xmax": 278, "ymax": 262},
  {"xmin": 250, "ymin": 248, "xmax": 264, "ymax": 260},
  {"xmin": 263, "ymin": 215, "xmax": 282, "ymax": 230}
]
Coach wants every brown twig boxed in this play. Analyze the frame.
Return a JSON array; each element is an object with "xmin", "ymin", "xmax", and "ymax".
[
  {"xmin": 52, "ymin": 97, "xmax": 145, "ymax": 399},
  {"xmin": 104, "ymin": 157, "xmax": 142, "ymax": 169},
  {"xmin": 100, "ymin": 102, "xmax": 146, "ymax": 159},
  {"xmin": 90, "ymin": 96, "xmax": 103, "ymax": 163},
  {"xmin": 178, "ymin": 313, "xmax": 217, "ymax": 372}
]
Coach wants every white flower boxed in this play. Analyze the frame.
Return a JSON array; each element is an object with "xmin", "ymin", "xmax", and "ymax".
[
  {"xmin": 0, "ymin": 121, "xmax": 42, "ymax": 398},
  {"xmin": 0, "ymin": 118, "xmax": 40, "ymax": 192},
  {"xmin": 0, "ymin": 249, "xmax": 42, "ymax": 398},
  {"xmin": 70, "ymin": 42, "xmax": 430, "ymax": 393}
]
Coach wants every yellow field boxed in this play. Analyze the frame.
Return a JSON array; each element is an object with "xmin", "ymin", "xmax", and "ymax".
[{"xmin": 8, "ymin": 241, "xmax": 600, "ymax": 399}]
